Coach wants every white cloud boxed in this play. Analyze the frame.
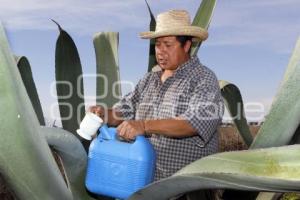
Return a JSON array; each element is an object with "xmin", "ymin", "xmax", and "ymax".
[
  {"xmin": 0, "ymin": 0, "xmax": 300, "ymax": 54},
  {"xmin": 204, "ymin": 0, "xmax": 300, "ymax": 54},
  {"xmin": 0, "ymin": 0, "xmax": 220, "ymax": 34},
  {"xmin": 2, "ymin": 0, "xmax": 299, "ymax": 56},
  {"xmin": 234, "ymin": 0, "xmax": 300, "ymax": 8},
  {"xmin": 0, "ymin": 0, "xmax": 147, "ymax": 34},
  {"xmin": 1, "ymin": 0, "xmax": 300, "ymax": 52}
]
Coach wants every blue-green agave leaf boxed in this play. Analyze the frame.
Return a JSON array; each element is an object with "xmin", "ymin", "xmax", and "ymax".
[
  {"xmin": 14, "ymin": 55, "xmax": 45, "ymax": 125},
  {"xmin": 190, "ymin": 0, "xmax": 217, "ymax": 56},
  {"xmin": 93, "ymin": 32, "xmax": 121, "ymax": 107},
  {"xmin": 0, "ymin": 22, "xmax": 72, "ymax": 200},
  {"xmin": 251, "ymin": 37, "xmax": 300, "ymax": 149},
  {"xmin": 53, "ymin": 20, "xmax": 85, "ymax": 135},
  {"xmin": 129, "ymin": 145, "xmax": 300, "ymax": 200},
  {"xmin": 42, "ymin": 127, "xmax": 96, "ymax": 200},
  {"xmin": 219, "ymin": 80, "xmax": 253, "ymax": 147}
]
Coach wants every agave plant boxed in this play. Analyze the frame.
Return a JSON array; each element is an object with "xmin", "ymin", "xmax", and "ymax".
[
  {"xmin": 0, "ymin": 24, "xmax": 96, "ymax": 200},
  {"xmin": 52, "ymin": 22, "xmax": 121, "ymax": 137},
  {"xmin": 53, "ymin": 19, "xmax": 85, "ymax": 137}
]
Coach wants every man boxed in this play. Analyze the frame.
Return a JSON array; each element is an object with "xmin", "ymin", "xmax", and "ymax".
[{"xmin": 90, "ymin": 9, "xmax": 223, "ymax": 186}]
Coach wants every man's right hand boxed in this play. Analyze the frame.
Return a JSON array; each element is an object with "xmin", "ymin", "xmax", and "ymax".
[
  {"xmin": 88, "ymin": 105, "xmax": 124, "ymax": 126},
  {"xmin": 88, "ymin": 106, "xmax": 105, "ymax": 118}
]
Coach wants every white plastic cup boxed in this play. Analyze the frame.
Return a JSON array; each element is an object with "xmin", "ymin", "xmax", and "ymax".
[{"xmin": 76, "ymin": 112, "xmax": 103, "ymax": 140}]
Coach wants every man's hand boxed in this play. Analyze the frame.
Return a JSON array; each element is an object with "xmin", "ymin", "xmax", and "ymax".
[{"xmin": 117, "ymin": 120, "xmax": 145, "ymax": 140}]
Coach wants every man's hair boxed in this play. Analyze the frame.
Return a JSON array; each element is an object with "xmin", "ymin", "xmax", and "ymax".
[{"xmin": 175, "ymin": 36, "xmax": 193, "ymax": 47}]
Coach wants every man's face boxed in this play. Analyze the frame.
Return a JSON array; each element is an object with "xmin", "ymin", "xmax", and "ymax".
[{"xmin": 155, "ymin": 36, "xmax": 191, "ymax": 71}]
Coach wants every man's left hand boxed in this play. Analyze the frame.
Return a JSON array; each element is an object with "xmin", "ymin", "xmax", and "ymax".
[{"xmin": 116, "ymin": 120, "xmax": 145, "ymax": 140}]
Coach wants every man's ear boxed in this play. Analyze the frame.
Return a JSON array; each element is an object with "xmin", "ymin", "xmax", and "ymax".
[{"xmin": 183, "ymin": 40, "xmax": 192, "ymax": 53}]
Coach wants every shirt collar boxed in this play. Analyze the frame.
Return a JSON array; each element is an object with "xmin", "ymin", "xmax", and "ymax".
[
  {"xmin": 152, "ymin": 56, "xmax": 200, "ymax": 80},
  {"xmin": 173, "ymin": 56, "xmax": 200, "ymax": 77}
]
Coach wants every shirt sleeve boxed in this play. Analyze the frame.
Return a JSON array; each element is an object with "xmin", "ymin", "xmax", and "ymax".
[
  {"xmin": 179, "ymin": 83, "xmax": 224, "ymax": 145},
  {"xmin": 113, "ymin": 73, "xmax": 151, "ymax": 120}
]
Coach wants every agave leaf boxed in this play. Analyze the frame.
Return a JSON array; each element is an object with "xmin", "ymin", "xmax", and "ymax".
[
  {"xmin": 14, "ymin": 55, "xmax": 45, "ymax": 125},
  {"xmin": 0, "ymin": 23, "xmax": 72, "ymax": 200},
  {"xmin": 219, "ymin": 80, "xmax": 253, "ymax": 147},
  {"xmin": 42, "ymin": 127, "xmax": 96, "ymax": 200},
  {"xmin": 53, "ymin": 20, "xmax": 85, "ymax": 135},
  {"xmin": 145, "ymin": 0, "xmax": 157, "ymax": 72},
  {"xmin": 93, "ymin": 32, "xmax": 121, "ymax": 107},
  {"xmin": 218, "ymin": 38, "xmax": 300, "ymax": 199},
  {"xmin": 129, "ymin": 145, "xmax": 300, "ymax": 200},
  {"xmin": 190, "ymin": 0, "xmax": 217, "ymax": 56},
  {"xmin": 251, "ymin": 37, "xmax": 300, "ymax": 149}
]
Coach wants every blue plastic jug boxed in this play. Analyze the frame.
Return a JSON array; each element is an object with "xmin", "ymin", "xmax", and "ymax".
[{"xmin": 85, "ymin": 124, "xmax": 156, "ymax": 199}]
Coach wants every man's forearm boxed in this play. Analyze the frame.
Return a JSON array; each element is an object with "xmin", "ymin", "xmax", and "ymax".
[{"xmin": 144, "ymin": 118, "xmax": 197, "ymax": 138}]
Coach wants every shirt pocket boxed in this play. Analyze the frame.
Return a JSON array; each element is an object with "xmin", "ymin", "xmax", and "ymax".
[
  {"xmin": 172, "ymin": 91, "xmax": 190, "ymax": 116},
  {"xmin": 139, "ymin": 84, "xmax": 157, "ymax": 104}
]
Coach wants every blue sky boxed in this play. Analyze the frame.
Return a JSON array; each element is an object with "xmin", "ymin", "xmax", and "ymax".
[{"xmin": 1, "ymin": 0, "xmax": 300, "ymax": 125}]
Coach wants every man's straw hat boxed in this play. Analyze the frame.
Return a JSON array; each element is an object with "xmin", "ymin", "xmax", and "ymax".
[{"xmin": 140, "ymin": 10, "xmax": 208, "ymax": 42}]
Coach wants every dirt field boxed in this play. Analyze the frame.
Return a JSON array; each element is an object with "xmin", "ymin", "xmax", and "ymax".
[{"xmin": 218, "ymin": 125, "xmax": 260, "ymax": 152}]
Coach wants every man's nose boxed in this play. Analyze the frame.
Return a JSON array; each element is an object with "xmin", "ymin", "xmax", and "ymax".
[{"xmin": 156, "ymin": 45, "xmax": 166, "ymax": 54}]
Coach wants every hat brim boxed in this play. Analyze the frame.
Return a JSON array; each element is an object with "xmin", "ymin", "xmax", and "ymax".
[{"xmin": 139, "ymin": 26, "xmax": 208, "ymax": 42}]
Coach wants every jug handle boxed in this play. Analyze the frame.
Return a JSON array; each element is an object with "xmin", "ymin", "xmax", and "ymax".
[
  {"xmin": 100, "ymin": 125, "xmax": 147, "ymax": 143},
  {"xmin": 134, "ymin": 135, "xmax": 147, "ymax": 143},
  {"xmin": 114, "ymin": 133, "xmax": 146, "ymax": 144},
  {"xmin": 99, "ymin": 124, "xmax": 116, "ymax": 140}
]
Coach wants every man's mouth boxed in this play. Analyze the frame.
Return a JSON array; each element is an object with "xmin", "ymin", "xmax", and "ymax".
[{"xmin": 158, "ymin": 59, "xmax": 167, "ymax": 65}]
